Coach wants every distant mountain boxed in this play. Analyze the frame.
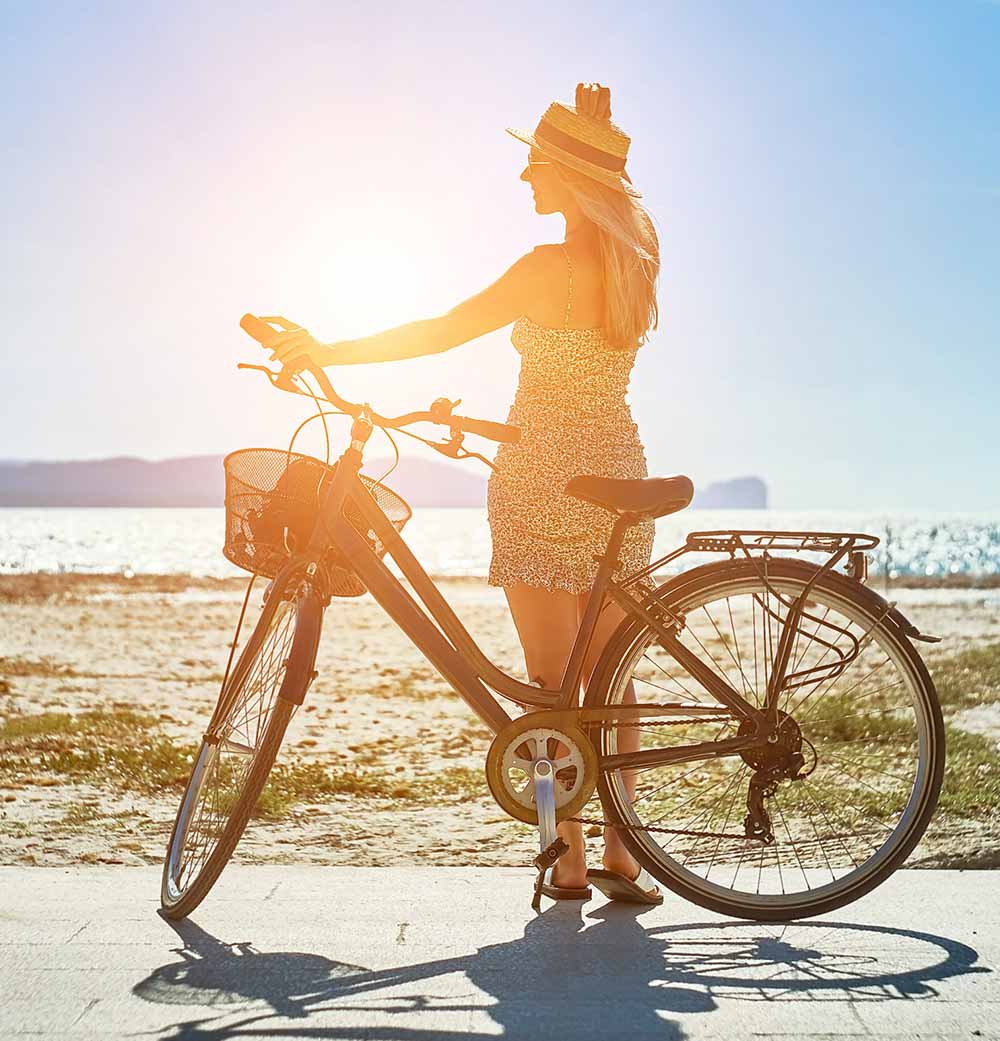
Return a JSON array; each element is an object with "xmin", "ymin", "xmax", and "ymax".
[
  {"xmin": 0, "ymin": 456, "xmax": 767, "ymax": 510},
  {"xmin": 0, "ymin": 456, "xmax": 224, "ymax": 508},
  {"xmin": 0, "ymin": 454, "xmax": 487, "ymax": 508},
  {"xmin": 692, "ymin": 476, "xmax": 768, "ymax": 509},
  {"xmin": 363, "ymin": 457, "xmax": 486, "ymax": 507}
]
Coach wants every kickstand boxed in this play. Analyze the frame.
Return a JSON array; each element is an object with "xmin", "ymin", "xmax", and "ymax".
[{"xmin": 530, "ymin": 759, "xmax": 565, "ymax": 911}]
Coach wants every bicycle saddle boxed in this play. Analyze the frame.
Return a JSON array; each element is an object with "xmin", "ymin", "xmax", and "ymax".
[{"xmin": 564, "ymin": 474, "xmax": 694, "ymax": 518}]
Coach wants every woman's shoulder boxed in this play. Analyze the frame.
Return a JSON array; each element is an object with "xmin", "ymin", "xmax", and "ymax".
[
  {"xmin": 526, "ymin": 242, "xmax": 570, "ymax": 272},
  {"xmin": 529, "ymin": 240, "xmax": 598, "ymax": 265},
  {"xmin": 525, "ymin": 241, "xmax": 604, "ymax": 328},
  {"xmin": 504, "ymin": 244, "xmax": 571, "ymax": 295},
  {"xmin": 513, "ymin": 244, "xmax": 575, "ymax": 313}
]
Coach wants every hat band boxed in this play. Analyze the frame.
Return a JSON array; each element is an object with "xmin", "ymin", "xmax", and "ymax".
[{"xmin": 534, "ymin": 119, "xmax": 627, "ymax": 173}]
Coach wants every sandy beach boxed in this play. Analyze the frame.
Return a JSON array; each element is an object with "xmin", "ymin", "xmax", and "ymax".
[{"xmin": 1, "ymin": 573, "xmax": 999, "ymax": 871}]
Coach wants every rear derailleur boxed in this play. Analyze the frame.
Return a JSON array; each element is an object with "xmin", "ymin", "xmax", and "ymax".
[{"xmin": 739, "ymin": 711, "xmax": 809, "ymax": 844}]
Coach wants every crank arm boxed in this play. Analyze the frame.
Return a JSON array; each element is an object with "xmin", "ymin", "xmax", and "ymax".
[
  {"xmin": 530, "ymin": 759, "xmax": 560, "ymax": 911},
  {"xmin": 533, "ymin": 759, "xmax": 558, "ymax": 850}
]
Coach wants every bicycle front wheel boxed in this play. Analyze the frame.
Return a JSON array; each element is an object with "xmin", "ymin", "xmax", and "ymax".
[
  {"xmin": 588, "ymin": 559, "xmax": 944, "ymax": 921},
  {"xmin": 160, "ymin": 572, "xmax": 322, "ymax": 919}
]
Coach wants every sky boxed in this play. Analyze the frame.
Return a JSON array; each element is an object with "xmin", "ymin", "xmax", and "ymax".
[{"xmin": 2, "ymin": 0, "xmax": 997, "ymax": 510}]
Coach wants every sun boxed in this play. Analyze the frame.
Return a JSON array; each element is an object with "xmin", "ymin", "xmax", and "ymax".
[{"xmin": 282, "ymin": 203, "xmax": 446, "ymax": 344}]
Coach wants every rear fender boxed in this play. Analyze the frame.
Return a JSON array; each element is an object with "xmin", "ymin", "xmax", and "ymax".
[{"xmin": 856, "ymin": 587, "xmax": 942, "ymax": 644}]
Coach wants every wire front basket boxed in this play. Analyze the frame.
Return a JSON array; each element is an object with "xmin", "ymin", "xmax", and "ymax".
[{"xmin": 223, "ymin": 447, "xmax": 411, "ymax": 597}]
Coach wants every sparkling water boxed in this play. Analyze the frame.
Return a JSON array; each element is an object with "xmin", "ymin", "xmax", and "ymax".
[{"xmin": 1, "ymin": 507, "xmax": 997, "ymax": 580}]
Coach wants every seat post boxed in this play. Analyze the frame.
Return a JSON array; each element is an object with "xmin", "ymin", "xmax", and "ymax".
[{"xmin": 600, "ymin": 513, "xmax": 637, "ymax": 570}]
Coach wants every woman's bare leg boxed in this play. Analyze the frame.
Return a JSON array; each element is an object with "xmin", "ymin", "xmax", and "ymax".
[
  {"xmin": 577, "ymin": 591, "xmax": 658, "ymax": 895},
  {"xmin": 504, "ymin": 581, "xmax": 589, "ymax": 889}
]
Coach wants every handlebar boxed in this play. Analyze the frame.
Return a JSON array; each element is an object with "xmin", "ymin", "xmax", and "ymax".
[
  {"xmin": 238, "ymin": 314, "xmax": 520, "ymax": 445},
  {"xmin": 447, "ymin": 414, "xmax": 522, "ymax": 444}
]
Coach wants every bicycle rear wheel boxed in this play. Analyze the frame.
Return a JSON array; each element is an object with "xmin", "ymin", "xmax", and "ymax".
[
  {"xmin": 160, "ymin": 571, "xmax": 322, "ymax": 919},
  {"xmin": 588, "ymin": 559, "xmax": 944, "ymax": 921}
]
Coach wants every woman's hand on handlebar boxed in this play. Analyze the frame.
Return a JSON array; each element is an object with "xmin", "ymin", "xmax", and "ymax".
[{"xmin": 262, "ymin": 318, "xmax": 337, "ymax": 371}]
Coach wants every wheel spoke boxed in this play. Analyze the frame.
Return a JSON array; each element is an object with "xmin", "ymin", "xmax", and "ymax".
[{"xmin": 639, "ymin": 651, "xmax": 704, "ymax": 704}]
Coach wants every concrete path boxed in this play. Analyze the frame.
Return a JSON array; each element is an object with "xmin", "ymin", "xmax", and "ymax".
[{"xmin": 1, "ymin": 866, "xmax": 998, "ymax": 1040}]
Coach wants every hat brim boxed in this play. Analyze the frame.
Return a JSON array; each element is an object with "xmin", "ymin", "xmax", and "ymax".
[{"xmin": 506, "ymin": 126, "xmax": 642, "ymax": 198}]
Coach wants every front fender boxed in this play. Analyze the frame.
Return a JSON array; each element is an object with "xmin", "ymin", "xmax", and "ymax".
[{"xmin": 277, "ymin": 585, "xmax": 325, "ymax": 705}]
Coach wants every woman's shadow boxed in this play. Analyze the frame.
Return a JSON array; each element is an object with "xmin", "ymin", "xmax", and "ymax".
[
  {"xmin": 138, "ymin": 902, "xmax": 692, "ymax": 1040},
  {"xmin": 135, "ymin": 902, "xmax": 988, "ymax": 1041}
]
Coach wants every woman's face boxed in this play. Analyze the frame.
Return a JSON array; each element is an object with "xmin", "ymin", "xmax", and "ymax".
[{"xmin": 520, "ymin": 148, "xmax": 572, "ymax": 215}]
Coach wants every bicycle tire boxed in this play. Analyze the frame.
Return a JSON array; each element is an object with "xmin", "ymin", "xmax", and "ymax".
[
  {"xmin": 160, "ymin": 575, "xmax": 323, "ymax": 919},
  {"xmin": 586, "ymin": 558, "xmax": 945, "ymax": 922}
]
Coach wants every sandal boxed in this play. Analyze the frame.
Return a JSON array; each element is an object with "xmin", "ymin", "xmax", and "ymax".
[
  {"xmin": 540, "ymin": 865, "xmax": 592, "ymax": 901},
  {"xmin": 586, "ymin": 866, "xmax": 663, "ymax": 905}
]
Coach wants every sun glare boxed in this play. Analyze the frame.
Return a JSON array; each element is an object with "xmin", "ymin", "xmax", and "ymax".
[
  {"xmin": 317, "ymin": 241, "xmax": 423, "ymax": 334},
  {"xmin": 286, "ymin": 206, "xmax": 444, "ymax": 344}
]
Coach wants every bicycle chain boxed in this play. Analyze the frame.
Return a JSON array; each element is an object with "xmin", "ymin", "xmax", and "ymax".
[
  {"xmin": 567, "ymin": 814, "xmax": 753, "ymax": 841},
  {"xmin": 572, "ymin": 713, "xmax": 756, "ymax": 841},
  {"xmin": 599, "ymin": 716, "xmax": 731, "ymax": 729}
]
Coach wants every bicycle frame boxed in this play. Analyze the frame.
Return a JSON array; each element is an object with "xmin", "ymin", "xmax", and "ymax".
[
  {"xmin": 224, "ymin": 355, "xmax": 901, "ymax": 781},
  {"xmin": 298, "ymin": 431, "xmax": 623, "ymax": 734},
  {"xmin": 233, "ymin": 328, "xmax": 899, "ymax": 776},
  {"xmin": 276, "ymin": 418, "xmax": 807, "ymax": 776}
]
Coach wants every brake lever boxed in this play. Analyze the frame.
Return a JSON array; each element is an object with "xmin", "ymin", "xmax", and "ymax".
[
  {"xmin": 430, "ymin": 435, "xmax": 497, "ymax": 473},
  {"xmin": 238, "ymin": 362, "xmax": 280, "ymax": 381},
  {"xmin": 237, "ymin": 362, "xmax": 299, "ymax": 392},
  {"xmin": 459, "ymin": 448, "xmax": 497, "ymax": 473}
]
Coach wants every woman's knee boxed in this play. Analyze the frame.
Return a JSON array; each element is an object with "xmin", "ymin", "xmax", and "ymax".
[
  {"xmin": 517, "ymin": 616, "xmax": 575, "ymax": 685},
  {"xmin": 523, "ymin": 649, "xmax": 573, "ymax": 689}
]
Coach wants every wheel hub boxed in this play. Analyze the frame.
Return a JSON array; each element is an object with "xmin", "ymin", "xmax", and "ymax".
[{"xmin": 738, "ymin": 710, "xmax": 805, "ymax": 779}]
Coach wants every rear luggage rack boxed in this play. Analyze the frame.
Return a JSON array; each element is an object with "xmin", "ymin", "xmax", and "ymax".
[
  {"xmin": 616, "ymin": 529, "xmax": 887, "ymax": 705},
  {"xmin": 620, "ymin": 529, "xmax": 881, "ymax": 595},
  {"xmin": 685, "ymin": 530, "xmax": 880, "ymax": 555}
]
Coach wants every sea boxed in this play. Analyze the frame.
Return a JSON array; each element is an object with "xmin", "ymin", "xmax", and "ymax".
[{"xmin": 1, "ymin": 507, "xmax": 998, "ymax": 582}]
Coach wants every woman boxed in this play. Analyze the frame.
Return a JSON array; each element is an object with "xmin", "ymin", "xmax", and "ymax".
[{"xmin": 270, "ymin": 82, "xmax": 663, "ymax": 904}]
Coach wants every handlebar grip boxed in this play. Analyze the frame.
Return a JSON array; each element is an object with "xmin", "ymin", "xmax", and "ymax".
[
  {"xmin": 454, "ymin": 415, "xmax": 520, "ymax": 444},
  {"xmin": 240, "ymin": 313, "xmax": 279, "ymax": 346}
]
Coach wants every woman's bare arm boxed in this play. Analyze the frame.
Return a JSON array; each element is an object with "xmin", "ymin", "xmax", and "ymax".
[{"xmin": 270, "ymin": 246, "xmax": 559, "ymax": 369}]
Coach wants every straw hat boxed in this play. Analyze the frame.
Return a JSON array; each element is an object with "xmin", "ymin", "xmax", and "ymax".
[{"xmin": 507, "ymin": 100, "xmax": 641, "ymax": 198}]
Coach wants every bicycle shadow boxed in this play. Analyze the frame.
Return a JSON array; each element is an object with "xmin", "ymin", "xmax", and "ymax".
[{"xmin": 134, "ymin": 903, "xmax": 989, "ymax": 1041}]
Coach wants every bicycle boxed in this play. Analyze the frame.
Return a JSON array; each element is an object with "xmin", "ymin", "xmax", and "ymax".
[{"xmin": 160, "ymin": 313, "xmax": 945, "ymax": 922}]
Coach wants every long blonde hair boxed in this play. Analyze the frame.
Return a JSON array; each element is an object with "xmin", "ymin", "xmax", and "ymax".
[{"xmin": 553, "ymin": 161, "xmax": 660, "ymax": 351}]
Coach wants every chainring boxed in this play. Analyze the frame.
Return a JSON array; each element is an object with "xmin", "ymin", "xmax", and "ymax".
[{"xmin": 485, "ymin": 711, "xmax": 598, "ymax": 825}]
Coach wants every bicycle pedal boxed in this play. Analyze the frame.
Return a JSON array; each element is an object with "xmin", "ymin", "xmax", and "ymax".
[
  {"xmin": 530, "ymin": 838, "xmax": 570, "ymax": 911},
  {"xmin": 531, "ymin": 874, "xmax": 544, "ymax": 912},
  {"xmin": 532, "ymin": 836, "xmax": 569, "ymax": 873}
]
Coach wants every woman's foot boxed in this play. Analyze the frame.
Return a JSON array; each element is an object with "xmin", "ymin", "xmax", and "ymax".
[
  {"xmin": 544, "ymin": 820, "xmax": 589, "ymax": 891},
  {"xmin": 549, "ymin": 850, "xmax": 589, "ymax": 891},
  {"xmin": 540, "ymin": 845, "xmax": 591, "ymax": 901},
  {"xmin": 601, "ymin": 831, "xmax": 661, "ymax": 900}
]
